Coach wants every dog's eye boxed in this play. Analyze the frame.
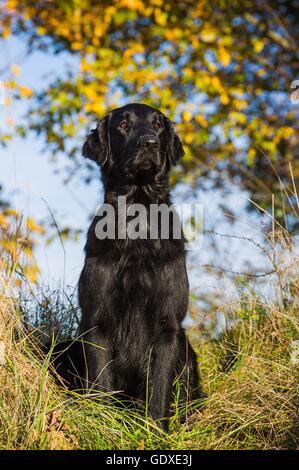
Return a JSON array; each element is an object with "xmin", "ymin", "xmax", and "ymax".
[
  {"xmin": 119, "ymin": 121, "xmax": 128, "ymax": 129},
  {"xmin": 153, "ymin": 122, "xmax": 161, "ymax": 130}
]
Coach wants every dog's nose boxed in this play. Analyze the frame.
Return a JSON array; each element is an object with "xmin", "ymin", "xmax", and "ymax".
[{"xmin": 138, "ymin": 135, "xmax": 159, "ymax": 150}]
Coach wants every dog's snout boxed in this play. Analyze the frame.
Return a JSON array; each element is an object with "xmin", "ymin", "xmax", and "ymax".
[{"xmin": 138, "ymin": 135, "xmax": 159, "ymax": 150}]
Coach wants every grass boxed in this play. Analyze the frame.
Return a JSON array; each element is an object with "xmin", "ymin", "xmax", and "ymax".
[{"xmin": 0, "ymin": 264, "xmax": 298, "ymax": 450}]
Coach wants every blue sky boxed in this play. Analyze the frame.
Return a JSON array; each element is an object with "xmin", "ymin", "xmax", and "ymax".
[
  {"xmin": 0, "ymin": 37, "xmax": 100, "ymax": 286},
  {"xmin": 0, "ymin": 36, "xmax": 274, "ymax": 305}
]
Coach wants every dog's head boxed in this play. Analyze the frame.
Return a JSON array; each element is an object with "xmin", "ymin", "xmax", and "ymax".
[{"xmin": 82, "ymin": 103, "xmax": 184, "ymax": 185}]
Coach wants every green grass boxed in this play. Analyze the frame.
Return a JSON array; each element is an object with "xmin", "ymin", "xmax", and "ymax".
[{"xmin": 0, "ymin": 274, "xmax": 298, "ymax": 450}]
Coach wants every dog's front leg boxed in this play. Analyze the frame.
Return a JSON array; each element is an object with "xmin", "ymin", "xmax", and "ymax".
[
  {"xmin": 80, "ymin": 328, "xmax": 114, "ymax": 399},
  {"xmin": 147, "ymin": 333, "xmax": 178, "ymax": 431}
]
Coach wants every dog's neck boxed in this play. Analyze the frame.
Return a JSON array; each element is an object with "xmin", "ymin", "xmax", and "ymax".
[{"xmin": 104, "ymin": 180, "xmax": 171, "ymax": 206}]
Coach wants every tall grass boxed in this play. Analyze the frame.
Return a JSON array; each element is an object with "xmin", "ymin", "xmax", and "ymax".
[{"xmin": 0, "ymin": 254, "xmax": 298, "ymax": 450}]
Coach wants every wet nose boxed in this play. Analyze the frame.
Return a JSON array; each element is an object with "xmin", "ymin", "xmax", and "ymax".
[{"xmin": 138, "ymin": 134, "xmax": 159, "ymax": 150}]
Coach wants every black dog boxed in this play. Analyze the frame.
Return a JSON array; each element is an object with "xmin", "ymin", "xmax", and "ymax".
[{"xmin": 53, "ymin": 103, "xmax": 205, "ymax": 430}]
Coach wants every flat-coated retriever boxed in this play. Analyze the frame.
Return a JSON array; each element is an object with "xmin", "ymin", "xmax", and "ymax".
[{"xmin": 52, "ymin": 103, "xmax": 205, "ymax": 430}]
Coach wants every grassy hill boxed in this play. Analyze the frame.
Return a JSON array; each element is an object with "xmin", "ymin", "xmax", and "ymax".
[{"xmin": 0, "ymin": 262, "xmax": 298, "ymax": 450}]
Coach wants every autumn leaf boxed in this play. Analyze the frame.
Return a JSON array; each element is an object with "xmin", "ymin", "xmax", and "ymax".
[
  {"xmin": 218, "ymin": 45, "xmax": 231, "ymax": 67},
  {"xmin": 10, "ymin": 63, "xmax": 21, "ymax": 76}
]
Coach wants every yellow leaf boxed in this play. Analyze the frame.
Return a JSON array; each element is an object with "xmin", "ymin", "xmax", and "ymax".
[
  {"xmin": 253, "ymin": 39, "xmax": 264, "ymax": 53},
  {"xmin": 62, "ymin": 122, "xmax": 76, "ymax": 137},
  {"xmin": 154, "ymin": 9, "xmax": 167, "ymax": 26},
  {"xmin": 218, "ymin": 45, "xmax": 231, "ymax": 67},
  {"xmin": 183, "ymin": 67, "xmax": 194, "ymax": 79},
  {"xmin": 220, "ymin": 93, "xmax": 230, "ymax": 105},
  {"xmin": 71, "ymin": 42, "xmax": 83, "ymax": 51},
  {"xmin": 211, "ymin": 76, "xmax": 221, "ymax": 91},
  {"xmin": 234, "ymin": 99, "xmax": 247, "ymax": 110},
  {"xmin": 257, "ymin": 68, "xmax": 266, "ymax": 77},
  {"xmin": 106, "ymin": 6, "xmax": 117, "ymax": 16},
  {"xmin": 165, "ymin": 28, "xmax": 176, "ymax": 40},
  {"xmin": 119, "ymin": 0, "xmax": 145, "ymax": 12},
  {"xmin": 80, "ymin": 59, "xmax": 91, "ymax": 72},
  {"xmin": 10, "ymin": 64, "xmax": 21, "ymax": 76},
  {"xmin": 36, "ymin": 26, "xmax": 47, "ymax": 36},
  {"xmin": 231, "ymin": 111, "xmax": 246, "ymax": 124},
  {"xmin": 248, "ymin": 148, "xmax": 256, "ymax": 166},
  {"xmin": 207, "ymin": 61, "xmax": 217, "ymax": 72},
  {"xmin": 182, "ymin": 111, "xmax": 192, "ymax": 122},
  {"xmin": 195, "ymin": 114, "xmax": 208, "ymax": 127},
  {"xmin": 18, "ymin": 85, "xmax": 33, "ymax": 98},
  {"xmin": 200, "ymin": 25, "xmax": 217, "ymax": 43},
  {"xmin": 124, "ymin": 44, "xmax": 144, "ymax": 59},
  {"xmin": 26, "ymin": 217, "xmax": 45, "ymax": 234},
  {"xmin": 184, "ymin": 133, "xmax": 193, "ymax": 144},
  {"xmin": 4, "ymin": 208, "xmax": 19, "ymax": 217},
  {"xmin": 6, "ymin": 0, "xmax": 17, "ymax": 10},
  {"xmin": 0, "ymin": 214, "xmax": 8, "ymax": 229},
  {"xmin": 2, "ymin": 27, "xmax": 11, "ymax": 39},
  {"xmin": 190, "ymin": 35, "xmax": 199, "ymax": 48},
  {"xmin": 280, "ymin": 127, "xmax": 294, "ymax": 139},
  {"xmin": 85, "ymin": 101, "xmax": 105, "ymax": 115},
  {"xmin": 23, "ymin": 264, "xmax": 40, "ymax": 284},
  {"xmin": 78, "ymin": 115, "xmax": 87, "ymax": 124},
  {"xmin": 6, "ymin": 79, "xmax": 16, "ymax": 89},
  {"xmin": 94, "ymin": 24, "xmax": 104, "ymax": 37}
]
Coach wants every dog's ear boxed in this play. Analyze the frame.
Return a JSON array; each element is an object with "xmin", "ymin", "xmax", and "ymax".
[
  {"xmin": 163, "ymin": 116, "xmax": 185, "ymax": 165},
  {"xmin": 82, "ymin": 115, "xmax": 111, "ymax": 168}
]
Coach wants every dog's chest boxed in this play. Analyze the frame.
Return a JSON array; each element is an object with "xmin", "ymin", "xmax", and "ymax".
[{"xmin": 116, "ymin": 241, "xmax": 158, "ymax": 299}]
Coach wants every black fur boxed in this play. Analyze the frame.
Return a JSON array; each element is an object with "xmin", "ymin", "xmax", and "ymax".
[{"xmin": 52, "ymin": 103, "xmax": 205, "ymax": 430}]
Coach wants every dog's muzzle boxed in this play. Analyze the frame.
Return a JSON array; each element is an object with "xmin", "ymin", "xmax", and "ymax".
[
  {"xmin": 124, "ymin": 135, "xmax": 161, "ymax": 183},
  {"xmin": 126, "ymin": 155, "xmax": 159, "ymax": 184}
]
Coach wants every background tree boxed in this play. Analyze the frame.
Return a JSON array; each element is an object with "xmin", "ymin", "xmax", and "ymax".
[{"xmin": 1, "ymin": 0, "xmax": 299, "ymax": 243}]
